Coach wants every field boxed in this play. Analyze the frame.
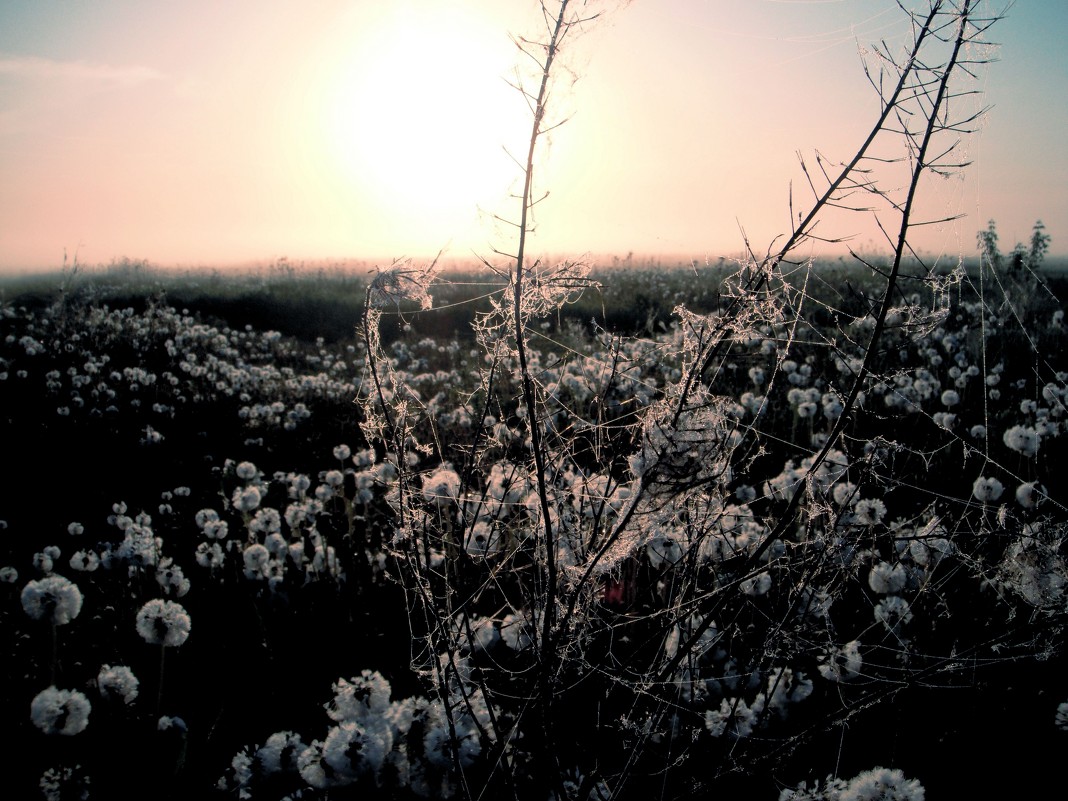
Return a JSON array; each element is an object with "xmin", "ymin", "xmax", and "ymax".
[{"xmin": 1, "ymin": 256, "xmax": 1066, "ymax": 800}]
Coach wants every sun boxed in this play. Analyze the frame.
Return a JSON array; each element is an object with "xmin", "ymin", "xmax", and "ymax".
[{"xmin": 319, "ymin": 5, "xmax": 532, "ymax": 243}]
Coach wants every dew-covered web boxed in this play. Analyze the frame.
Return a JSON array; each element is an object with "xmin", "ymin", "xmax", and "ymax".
[{"xmin": 349, "ymin": 2, "xmax": 1068, "ymax": 798}]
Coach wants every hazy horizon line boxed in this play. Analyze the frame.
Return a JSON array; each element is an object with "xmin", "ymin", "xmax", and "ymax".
[{"xmin": 5, "ymin": 249, "xmax": 1068, "ymax": 282}]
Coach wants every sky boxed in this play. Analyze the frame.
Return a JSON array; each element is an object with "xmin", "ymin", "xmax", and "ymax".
[{"xmin": 1, "ymin": 0, "xmax": 1065, "ymax": 273}]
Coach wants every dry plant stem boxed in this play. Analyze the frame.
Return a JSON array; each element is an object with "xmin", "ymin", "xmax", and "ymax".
[
  {"xmin": 571, "ymin": 3, "xmax": 952, "ymax": 599},
  {"xmin": 514, "ymin": 0, "xmax": 571, "ymax": 656},
  {"xmin": 361, "ymin": 291, "xmax": 397, "ymax": 447},
  {"xmin": 760, "ymin": 0, "xmax": 976, "ymax": 558},
  {"xmin": 345, "ymin": 2, "xmax": 1010, "ymax": 796},
  {"xmin": 514, "ymin": 8, "xmax": 570, "ymax": 799},
  {"xmin": 510, "ymin": 5, "xmax": 598, "ymax": 798},
  {"xmin": 659, "ymin": 0, "xmax": 982, "ymax": 684}
]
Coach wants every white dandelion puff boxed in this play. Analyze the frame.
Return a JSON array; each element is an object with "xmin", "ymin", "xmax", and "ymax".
[
  {"xmin": 257, "ymin": 730, "xmax": 306, "ymax": 775},
  {"xmin": 135, "ymin": 598, "xmax": 191, "ymax": 647},
  {"xmin": 242, "ymin": 543, "xmax": 270, "ymax": 578},
  {"xmin": 30, "ymin": 686, "xmax": 91, "ymax": 735},
  {"xmin": 235, "ymin": 461, "xmax": 259, "ymax": 480},
  {"xmin": 874, "ymin": 596, "xmax": 913, "ymax": 631},
  {"xmin": 1015, "ymin": 481, "xmax": 1045, "ymax": 509},
  {"xmin": 97, "ymin": 664, "xmax": 139, "ymax": 704},
  {"xmin": 868, "ymin": 561, "xmax": 908, "ymax": 594},
  {"xmin": 972, "ymin": 476, "xmax": 1004, "ymax": 503},
  {"xmin": 21, "ymin": 574, "xmax": 83, "ymax": 625},
  {"xmin": 818, "ymin": 640, "xmax": 863, "ymax": 682},
  {"xmin": 232, "ymin": 485, "xmax": 263, "ymax": 513},
  {"xmin": 1056, "ymin": 701, "xmax": 1068, "ymax": 731},
  {"xmin": 1002, "ymin": 425, "xmax": 1039, "ymax": 457},
  {"xmin": 853, "ymin": 498, "xmax": 887, "ymax": 526},
  {"xmin": 422, "ymin": 465, "xmax": 460, "ymax": 507},
  {"xmin": 840, "ymin": 766, "xmax": 925, "ymax": 801}
]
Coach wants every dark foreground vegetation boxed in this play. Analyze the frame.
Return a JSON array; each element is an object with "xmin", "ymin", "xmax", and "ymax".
[{"xmin": 1, "ymin": 248, "xmax": 1066, "ymax": 799}]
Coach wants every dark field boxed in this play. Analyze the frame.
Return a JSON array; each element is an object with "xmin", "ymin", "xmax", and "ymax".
[{"xmin": 1, "ymin": 258, "xmax": 1066, "ymax": 800}]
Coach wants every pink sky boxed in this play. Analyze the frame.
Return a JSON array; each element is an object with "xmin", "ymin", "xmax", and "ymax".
[{"xmin": 1, "ymin": 1, "xmax": 1065, "ymax": 272}]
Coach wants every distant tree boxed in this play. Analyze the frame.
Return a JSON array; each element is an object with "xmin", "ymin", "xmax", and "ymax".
[
  {"xmin": 1027, "ymin": 219, "xmax": 1051, "ymax": 269},
  {"xmin": 979, "ymin": 219, "xmax": 1051, "ymax": 275},
  {"xmin": 977, "ymin": 218, "xmax": 1004, "ymax": 271}
]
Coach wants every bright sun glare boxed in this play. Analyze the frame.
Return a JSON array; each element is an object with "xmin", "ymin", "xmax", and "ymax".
[{"xmin": 318, "ymin": 6, "xmax": 532, "ymax": 243}]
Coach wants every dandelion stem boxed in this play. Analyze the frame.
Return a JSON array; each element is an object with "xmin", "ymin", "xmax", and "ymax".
[
  {"xmin": 49, "ymin": 621, "xmax": 57, "ymax": 686},
  {"xmin": 157, "ymin": 644, "xmax": 166, "ymax": 718}
]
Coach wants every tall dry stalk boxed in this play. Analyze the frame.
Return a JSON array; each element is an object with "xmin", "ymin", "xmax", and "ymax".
[{"xmin": 358, "ymin": 3, "xmax": 1015, "ymax": 798}]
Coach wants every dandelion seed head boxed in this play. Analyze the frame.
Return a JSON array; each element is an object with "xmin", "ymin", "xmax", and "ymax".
[
  {"xmin": 822, "ymin": 394, "xmax": 844, "ymax": 420},
  {"xmin": 741, "ymin": 572, "xmax": 772, "ymax": 596},
  {"xmin": 500, "ymin": 612, "xmax": 533, "ymax": 651},
  {"xmin": 874, "ymin": 596, "xmax": 913, "ymax": 630},
  {"xmin": 32, "ymin": 551, "xmax": 54, "ymax": 574},
  {"xmin": 933, "ymin": 411, "xmax": 956, "ymax": 430},
  {"xmin": 1002, "ymin": 424, "xmax": 1039, "ymax": 457},
  {"xmin": 156, "ymin": 560, "xmax": 191, "ymax": 596},
  {"xmin": 972, "ymin": 475, "xmax": 1004, "ymax": 503},
  {"xmin": 31, "ymin": 686, "xmax": 91, "ymax": 735},
  {"xmin": 422, "ymin": 465, "xmax": 460, "ymax": 507},
  {"xmin": 853, "ymin": 498, "xmax": 887, "ymax": 526},
  {"xmin": 232, "ymin": 485, "xmax": 263, "ymax": 513},
  {"xmin": 1056, "ymin": 701, "xmax": 1068, "ymax": 731},
  {"xmin": 705, "ymin": 696, "xmax": 761, "ymax": 739},
  {"xmin": 257, "ymin": 730, "xmax": 305, "ymax": 775},
  {"xmin": 243, "ymin": 543, "xmax": 270, "ymax": 578},
  {"xmin": 158, "ymin": 715, "xmax": 187, "ymax": 731},
  {"xmin": 465, "ymin": 519, "xmax": 503, "ymax": 558},
  {"xmin": 135, "ymin": 598, "xmax": 191, "ymax": 647},
  {"xmin": 235, "ymin": 461, "xmax": 258, "ymax": 480},
  {"xmin": 69, "ymin": 549, "xmax": 100, "ymax": 572},
  {"xmin": 97, "ymin": 664, "xmax": 139, "ymax": 704},
  {"xmin": 21, "ymin": 574, "xmax": 83, "ymax": 625},
  {"xmin": 1015, "ymin": 481, "xmax": 1045, "ymax": 509},
  {"xmin": 840, "ymin": 766, "xmax": 925, "ymax": 801},
  {"xmin": 195, "ymin": 508, "xmax": 220, "ymax": 529},
  {"xmin": 939, "ymin": 388, "xmax": 965, "ymax": 407},
  {"xmin": 39, "ymin": 764, "xmax": 90, "ymax": 801},
  {"xmin": 868, "ymin": 561, "xmax": 907, "ymax": 594},
  {"xmin": 818, "ymin": 640, "xmax": 862, "ymax": 682},
  {"xmin": 249, "ymin": 507, "xmax": 281, "ymax": 535}
]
